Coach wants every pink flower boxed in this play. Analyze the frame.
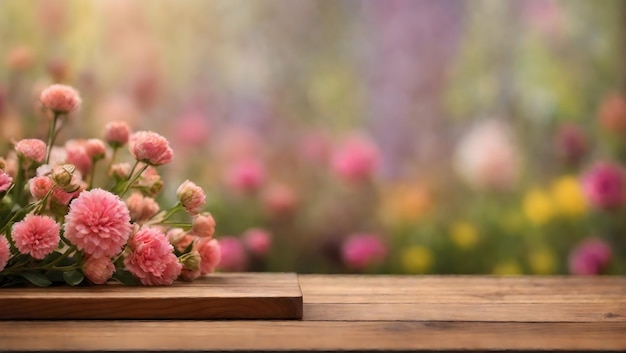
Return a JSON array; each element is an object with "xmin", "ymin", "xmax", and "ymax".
[
  {"xmin": 191, "ymin": 212, "xmax": 215, "ymax": 238},
  {"xmin": 85, "ymin": 139, "xmax": 106, "ymax": 160},
  {"xmin": 176, "ymin": 180, "xmax": 206, "ymax": 215},
  {"xmin": 83, "ymin": 256, "xmax": 115, "ymax": 284},
  {"xmin": 0, "ymin": 170, "xmax": 13, "ymax": 192},
  {"xmin": 65, "ymin": 141, "xmax": 92, "ymax": 177},
  {"xmin": 554, "ymin": 123, "xmax": 587, "ymax": 165},
  {"xmin": 64, "ymin": 189, "xmax": 132, "ymax": 258},
  {"xmin": 129, "ymin": 131, "xmax": 174, "ymax": 166},
  {"xmin": 331, "ymin": 135, "xmax": 380, "ymax": 183},
  {"xmin": 299, "ymin": 131, "xmax": 331, "ymax": 165},
  {"xmin": 261, "ymin": 184, "xmax": 297, "ymax": 216},
  {"xmin": 51, "ymin": 186, "xmax": 81, "ymax": 206},
  {"xmin": 582, "ymin": 162, "xmax": 625, "ymax": 209},
  {"xmin": 174, "ymin": 111, "xmax": 210, "ymax": 148},
  {"xmin": 15, "ymin": 139, "xmax": 46, "ymax": 166},
  {"xmin": 29, "ymin": 176, "xmax": 54, "ymax": 199},
  {"xmin": 454, "ymin": 120, "xmax": 521, "ymax": 191},
  {"xmin": 194, "ymin": 238, "xmax": 221, "ymax": 275},
  {"xmin": 12, "ymin": 215, "xmax": 60, "ymax": 259},
  {"xmin": 109, "ymin": 162, "xmax": 131, "ymax": 180},
  {"xmin": 40, "ymin": 84, "xmax": 82, "ymax": 114},
  {"xmin": 599, "ymin": 93, "xmax": 626, "ymax": 134},
  {"xmin": 104, "ymin": 121, "xmax": 131, "ymax": 148},
  {"xmin": 341, "ymin": 234, "xmax": 387, "ymax": 270},
  {"xmin": 126, "ymin": 192, "xmax": 160, "ymax": 223},
  {"xmin": 242, "ymin": 228, "xmax": 272, "ymax": 258},
  {"xmin": 569, "ymin": 238, "xmax": 612, "ymax": 275},
  {"xmin": 7, "ymin": 45, "xmax": 34, "ymax": 71},
  {"xmin": 124, "ymin": 227, "xmax": 182, "ymax": 285},
  {"xmin": 180, "ymin": 251, "xmax": 202, "ymax": 281},
  {"xmin": 135, "ymin": 166, "xmax": 163, "ymax": 197},
  {"xmin": 0, "ymin": 237, "xmax": 10, "ymax": 271},
  {"xmin": 218, "ymin": 236, "xmax": 247, "ymax": 272},
  {"xmin": 224, "ymin": 159, "xmax": 266, "ymax": 193}
]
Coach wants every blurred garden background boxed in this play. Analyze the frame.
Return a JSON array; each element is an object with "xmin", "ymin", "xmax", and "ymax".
[{"xmin": 1, "ymin": 0, "xmax": 625, "ymax": 275}]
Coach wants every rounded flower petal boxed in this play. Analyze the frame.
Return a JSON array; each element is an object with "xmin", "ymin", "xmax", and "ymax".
[
  {"xmin": 64, "ymin": 189, "xmax": 132, "ymax": 258},
  {"xmin": 129, "ymin": 131, "xmax": 174, "ymax": 166},
  {"xmin": 15, "ymin": 139, "xmax": 46, "ymax": 165},
  {"xmin": 12, "ymin": 215, "xmax": 60, "ymax": 259},
  {"xmin": 176, "ymin": 180, "xmax": 206, "ymax": 215},
  {"xmin": 40, "ymin": 84, "xmax": 82, "ymax": 114},
  {"xmin": 124, "ymin": 227, "xmax": 182, "ymax": 285},
  {"xmin": 83, "ymin": 256, "xmax": 115, "ymax": 284}
]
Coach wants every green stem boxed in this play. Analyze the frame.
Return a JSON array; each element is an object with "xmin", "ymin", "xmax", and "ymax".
[
  {"xmin": 45, "ymin": 113, "xmax": 60, "ymax": 164},
  {"xmin": 107, "ymin": 147, "xmax": 119, "ymax": 173},
  {"xmin": 120, "ymin": 163, "xmax": 148, "ymax": 197},
  {"xmin": 87, "ymin": 159, "xmax": 98, "ymax": 190},
  {"xmin": 13, "ymin": 158, "xmax": 24, "ymax": 204}
]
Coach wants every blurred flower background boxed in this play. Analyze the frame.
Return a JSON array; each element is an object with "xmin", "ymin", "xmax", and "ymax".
[{"xmin": 1, "ymin": 0, "xmax": 625, "ymax": 275}]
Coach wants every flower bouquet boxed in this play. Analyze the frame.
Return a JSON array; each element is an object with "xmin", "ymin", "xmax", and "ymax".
[{"xmin": 0, "ymin": 84, "xmax": 220, "ymax": 287}]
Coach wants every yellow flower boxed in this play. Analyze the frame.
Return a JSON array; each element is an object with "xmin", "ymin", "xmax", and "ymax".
[
  {"xmin": 492, "ymin": 261, "xmax": 522, "ymax": 275},
  {"xmin": 449, "ymin": 221, "xmax": 479, "ymax": 249},
  {"xmin": 528, "ymin": 248, "xmax": 556, "ymax": 275},
  {"xmin": 550, "ymin": 175, "xmax": 586, "ymax": 218},
  {"xmin": 522, "ymin": 189, "xmax": 554, "ymax": 226},
  {"xmin": 401, "ymin": 246, "xmax": 433, "ymax": 274}
]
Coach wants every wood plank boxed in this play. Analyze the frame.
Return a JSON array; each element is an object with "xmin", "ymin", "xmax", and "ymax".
[
  {"xmin": 300, "ymin": 275, "xmax": 626, "ymax": 304},
  {"xmin": 0, "ymin": 273, "xmax": 302, "ymax": 319},
  {"xmin": 0, "ymin": 321, "xmax": 624, "ymax": 351},
  {"xmin": 303, "ymin": 303, "xmax": 626, "ymax": 322}
]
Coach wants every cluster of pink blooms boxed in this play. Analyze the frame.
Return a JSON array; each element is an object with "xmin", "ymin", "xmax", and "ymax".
[
  {"xmin": 0, "ymin": 84, "xmax": 221, "ymax": 286},
  {"xmin": 341, "ymin": 233, "xmax": 387, "ymax": 270}
]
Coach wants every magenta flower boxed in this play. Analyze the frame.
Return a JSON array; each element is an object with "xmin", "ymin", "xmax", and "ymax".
[
  {"xmin": 129, "ymin": 131, "xmax": 174, "ymax": 166},
  {"xmin": 64, "ymin": 189, "xmax": 132, "ymax": 258},
  {"xmin": 569, "ymin": 238, "xmax": 612, "ymax": 275},
  {"xmin": 83, "ymin": 256, "xmax": 115, "ymax": 284},
  {"xmin": 0, "ymin": 237, "xmax": 10, "ymax": 271},
  {"xmin": 124, "ymin": 227, "xmax": 182, "ymax": 285},
  {"xmin": 176, "ymin": 180, "xmax": 206, "ymax": 215},
  {"xmin": 0, "ymin": 170, "xmax": 13, "ymax": 192},
  {"xmin": 194, "ymin": 238, "xmax": 221, "ymax": 275},
  {"xmin": 582, "ymin": 162, "xmax": 625, "ymax": 209},
  {"xmin": 224, "ymin": 159, "xmax": 266, "ymax": 193},
  {"xmin": 12, "ymin": 215, "xmax": 60, "ymax": 260},
  {"xmin": 126, "ymin": 192, "xmax": 160, "ymax": 223},
  {"xmin": 29, "ymin": 176, "xmax": 54, "ymax": 200},
  {"xmin": 331, "ymin": 135, "xmax": 380, "ymax": 183},
  {"xmin": 191, "ymin": 212, "xmax": 215, "ymax": 238},
  {"xmin": 218, "ymin": 236, "xmax": 247, "ymax": 272},
  {"xmin": 341, "ymin": 234, "xmax": 387, "ymax": 270},
  {"xmin": 104, "ymin": 121, "xmax": 131, "ymax": 148},
  {"xmin": 40, "ymin": 84, "xmax": 82, "ymax": 114},
  {"xmin": 242, "ymin": 228, "xmax": 272, "ymax": 257},
  {"xmin": 15, "ymin": 139, "xmax": 46, "ymax": 166}
]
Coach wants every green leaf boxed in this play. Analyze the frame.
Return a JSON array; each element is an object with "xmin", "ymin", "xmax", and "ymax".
[
  {"xmin": 63, "ymin": 270, "xmax": 84, "ymax": 286},
  {"xmin": 111, "ymin": 270, "xmax": 139, "ymax": 285},
  {"xmin": 20, "ymin": 272, "xmax": 52, "ymax": 287},
  {"xmin": 44, "ymin": 270, "xmax": 65, "ymax": 283},
  {"xmin": 40, "ymin": 252, "xmax": 63, "ymax": 266}
]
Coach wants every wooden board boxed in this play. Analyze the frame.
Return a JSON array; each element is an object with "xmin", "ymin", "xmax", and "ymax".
[{"xmin": 0, "ymin": 272, "xmax": 303, "ymax": 320}]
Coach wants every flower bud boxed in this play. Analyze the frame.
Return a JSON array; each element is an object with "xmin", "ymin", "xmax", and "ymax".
[
  {"xmin": 176, "ymin": 180, "xmax": 206, "ymax": 215},
  {"xmin": 179, "ymin": 251, "xmax": 201, "ymax": 271},
  {"xmin": 191, "ymin": 212, "xmax": 215, "ymax": 238},
  {"xmin": 109, "ymin": 163, "xmax": 131, "ymax": 180},
  {"xmin": 85, "ymin": 138, "xmax": 106, "ymax": 161},
  {"xmin": 51, "ymin": 164, "xmax": 75, "ymax": 187}
]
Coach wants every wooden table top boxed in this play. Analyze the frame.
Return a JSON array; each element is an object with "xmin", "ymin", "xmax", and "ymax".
[{"xmin": 1, "ymin": 275, "xmax": 625, "ymax": 352}]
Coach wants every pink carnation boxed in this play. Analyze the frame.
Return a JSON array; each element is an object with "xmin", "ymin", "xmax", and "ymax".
[
  {"xmin": 331, "ymin": 136, "xmax": 380, "ymax": 183},
  {"xmin": 64, "ymin": 189, "xmax": 132, "ymax": 258},
  {"xmin": 194, "ymin": 238, "xmax": 221, "ymax": 275},
  {"xmin": 191, "ymin": 212, "xmax": 215, "ymax": 238},
  {"xmin": 104, "ymin": 121, "xmax": 131, "ymax": 147},
  {"xmin": 176, "ymin": 180, "xmax": 206, "ymax": 215},
  {"xmin": 224, "ymin": 159, "xmax": 266, "ymax": 193},
  {"xmin": 124, "ymin": 227, "xmax": 182, "ymax": 285},
  {"xmin": 65, "ymin": 141, "xmax": 93, "ymax": 177},
  {"xmin": 569, "ymin": 238, "xmax": 612, "ymax": 275},
  {"xmin": 126, "ymin": 192, "xmax": 160, "ymax": 223},
  {"xmin": 0, "ymin": 237, "xmax": 10, "ymax": 271},
  {"xmin": 85, "ymin": 139, "xmax": 106, "ymax": 160},
  {"xmin": 83, "ymin": 256, "xmax": 115, "ymax": 284},
  {"xmin": 242, "ymin": 228, "xmax": 272, "ymax": 257},
  {"xmin": 341, "ymin": 234, "xmax": 387, "ymax": 270},
  {"xmin": 218, "ymin": 236, "xmax": 247, "ymax": 272},
  {"xmin": 40, "ymin": 84, "xmax": 82, "ymax": 114},
  {"xmin": 582, "ymin": 162, "xmax": 625, "ymax": 209},
  {"xmin": 261, "ymin": 184, "xmax": 297, "ymax": 216},
  {"xmin": 129, "ymin": 131, "xmax": 174, "ymax": 166},
  {"xmin": 0, "ymin": 170, "xmax": 13, "ymax": 192},
  {"xmin": 15, "ymin": 139, "xmax": 46, "ymax": 165},
  {"xmin": 12, "ymin": 215, "xmax": 60, "ymax": 259},
  {"xmin": 29, "ymin": 176, "xmax": 54, "ymax": 200}
]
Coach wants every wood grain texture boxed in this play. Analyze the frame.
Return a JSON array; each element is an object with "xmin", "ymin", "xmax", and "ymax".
[
  {"xmin": 1, "ymin": 275, "xmax": 625, "ymax": 352},
  {"xmin": 0, "ymin": 321, "xmax": 624, "ymax": 351},
  {"xmin": 0, "ymin": 273, "xmax": 303, "ymax": 319}
]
